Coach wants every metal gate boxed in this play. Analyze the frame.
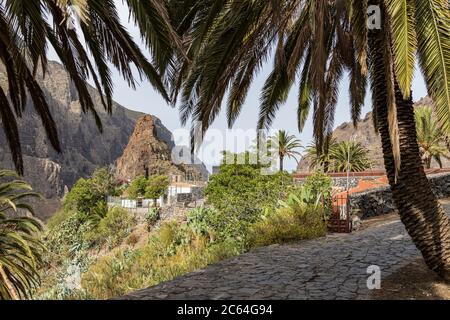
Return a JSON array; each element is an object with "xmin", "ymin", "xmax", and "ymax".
[{"xmin": 328, "ymin": 193, "xmax": 352, "ymax": 233}]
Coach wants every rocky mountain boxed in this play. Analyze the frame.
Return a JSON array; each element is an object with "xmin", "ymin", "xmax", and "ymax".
[
  {"xmin": 116, "ymin": 115, "xmax": 209, "ymax": 182},
  {"xmin": 0, "ymin": 61, "xmax": 205, "ymax": 219},
  {"xmin": 297, "ymin": 97, "xmax": 438, "ymax": 172}
]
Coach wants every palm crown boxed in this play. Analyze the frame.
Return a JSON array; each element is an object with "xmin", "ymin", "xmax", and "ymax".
[
  {"xmin": 414, "ymin": 106, "xmax": 449, "ymax": 168},
  {"xmin": 162, "ymin": 0, "xmax": 449, "ymax": 161},
  {"xmin": 304, "ymin": 140, "xmax": 372, "ymax": 173},
  {"xmin": 269, "ymin": 130, "xmax": 302, "ymax": 171}
]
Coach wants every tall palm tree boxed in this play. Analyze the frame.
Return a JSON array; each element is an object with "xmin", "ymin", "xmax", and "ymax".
[
  {"xmin": 329, "ymin": 141, "xmax": 372, "ymax": 173},
  {"xmin": 0, "ymin": 0, "xmax": 179, "ymax": 174},
  {"xmin": 367, "ymin": 0, "xmax": 450, "ymax": 279},
  {"xmin": 163, "ymin": 0, "xmax": 450, "ymax": 278},
  {"xmin": 0, "ymin": 169, "xmax": 43, "ymax": 300},
  {"xmin": 269, "ymin": 130, "xmax": 302, "ymax": 172},
  {"xmin": 414, "ymin": 106, "xmax": 449, "ymax": 168}
]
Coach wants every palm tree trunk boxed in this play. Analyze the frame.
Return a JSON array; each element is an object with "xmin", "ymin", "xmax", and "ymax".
[
  {"xmin": 379, "ymin": 85, "xmax": 450, "ymax": 279},
  {"xmin": 368, "ymin": 7, "xmax": 450, "ymax": 279},
  {"xmin": 279, "ymin": 154, "xmax": 284, "ymax": 172}
]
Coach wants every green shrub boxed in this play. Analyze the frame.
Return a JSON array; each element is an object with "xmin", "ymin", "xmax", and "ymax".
[
  {"xmin": 46, "ymin": 208, "xmax": 75, "ymax": 230},
  {"xmin": 126, "ymin": 175, "xmax": 169, "ymax": 200},
  {"xmin": 206, "ymin": 238, "xmax": 245, "ymax": 260},
  {"xmin": 283, "ymin": 171, "xmax": 333, "ymax": 218},
  {"xmin": 246, "ymin": 205, "xmax": 327, "ymax": 249},
  {"xmin": 80, "ymin": 248, "xmax": 136, "ymax": 299},
  {"xmin": 144, "ymin": 175, "xmax": 169, "ymax": 201},
  {"xmin": 302, "ymin": 171, "xmax": 332, "ymax": 206},
  {"xmin": 205, "ymin": 161, "xmax": 292, "ymax": 240},
  {"xmin": 85, "ymin": 207, "xmax": 136, "ymax": 248},
  {"xmin": 186, "ymin": 206, "xmax": 217, "ymax": 238},
  {"xmin": 187, "ymin": 206, "xmax": 251, "ymax": 243},
  {"xmin": 126, "ymin": 176, "xmax": 148, "ymax": 199},
  {"xmin": 145, "ymin": 207, "xmax": 160, "ymax": 230},
  {"xmin": 63, "ymin": 168, "xmax": 116, "ymax": 215},
  {"xmin": 45, "ymin": 210, "xmax": 93, "ymax": 259}
]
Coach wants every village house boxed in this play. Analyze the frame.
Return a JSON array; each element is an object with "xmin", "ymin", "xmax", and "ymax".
[{"xmin": 107, "ymin": 174, "xmax": 206, "ymax": 215}]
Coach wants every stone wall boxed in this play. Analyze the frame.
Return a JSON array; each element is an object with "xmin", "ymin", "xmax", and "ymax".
[
  {"xmin": 330, "ymin": 176, "xmax": 377, "ymax": 189},
  {"xmin": 349, "ymin": 173, "xmax": 450, "ymax": 219},
  {"xmin": 294, "ymin": 171, "xmax": 386, "ymax": 189}
]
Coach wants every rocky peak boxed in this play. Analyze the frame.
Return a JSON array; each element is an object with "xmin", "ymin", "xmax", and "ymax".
[{"xmin": 115, "ymin": 115, "xmax": 208, "ymax": 182}]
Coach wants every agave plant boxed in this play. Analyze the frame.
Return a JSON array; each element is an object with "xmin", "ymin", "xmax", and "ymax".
[
  {"xmin": 279, "ymin": 190, "xmax": 321, "ymax": 209},
  {"xmin": 0, "ymin": 170, "xmax": 44, "ymax": 300}
]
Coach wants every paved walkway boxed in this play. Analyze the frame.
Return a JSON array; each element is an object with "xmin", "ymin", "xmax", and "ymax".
[{"xmin": 118, "ymin": 202, "xmax": 450, "ymax": 300}]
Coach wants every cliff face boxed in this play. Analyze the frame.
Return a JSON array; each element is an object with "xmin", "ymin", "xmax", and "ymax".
[
  {"xmin": 115, "ymin": 115, "xmax": 209, "ymax": 182},
  {"xmin": 0, "ymin": 61, "xmax": 184, "ymax": 218},
  {"xmin": 297, "ymin": 97, "xmax": 440, "ymax": 172}
]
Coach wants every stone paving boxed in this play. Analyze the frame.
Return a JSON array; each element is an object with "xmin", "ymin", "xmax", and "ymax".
[{"xmin": 118, "ymin": 202, "xmax": 450, "ymax": 300}]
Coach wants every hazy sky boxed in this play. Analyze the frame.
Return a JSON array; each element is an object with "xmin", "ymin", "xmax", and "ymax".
[{"xmin": 49, "ymin": 1, "xmax": 429, "ymax": 172}]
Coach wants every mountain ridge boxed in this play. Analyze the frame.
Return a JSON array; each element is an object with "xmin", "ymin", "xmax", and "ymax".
[
  {"xmin": 0, "ymin": 61, "xmax": 197, "ymax": 219},
  {"xmin": 297, "ymin": 97, "xmax": 439, "ymax": 172}
]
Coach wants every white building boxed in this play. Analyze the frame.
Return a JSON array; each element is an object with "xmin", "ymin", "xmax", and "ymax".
[
  {"xmin": 167, "ymin": 182, "xmax": 204, "ymax": 205},
  {"xmin": 107, "ymin": 181, "xmax": 205, "ymax": 210}
]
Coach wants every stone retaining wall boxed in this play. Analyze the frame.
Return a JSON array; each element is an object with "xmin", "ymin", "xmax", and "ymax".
[
  {"xmin": 330, "ymin": 176, "xmax": 379, "ymax": 189},
  {"xmin": 294, "ymin": 171, "xmax": 385, "ymax": 189},
  {"xmin": 349, "ymin": 173, "xmax": 450, "ymax": 219}
]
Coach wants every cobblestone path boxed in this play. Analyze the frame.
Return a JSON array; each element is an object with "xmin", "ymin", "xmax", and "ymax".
[{"xmin": 118, "ymin": 202, "xmax": 450, "ymax": 300}]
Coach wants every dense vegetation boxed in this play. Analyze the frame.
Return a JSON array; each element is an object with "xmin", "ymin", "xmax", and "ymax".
[
  {"xmin": 36, "ymin": 162, "xmax": 329, "ymax": 299},
  {"xmin": 126, "ymin": 175, "xmax": 170, "ymax": 201}
]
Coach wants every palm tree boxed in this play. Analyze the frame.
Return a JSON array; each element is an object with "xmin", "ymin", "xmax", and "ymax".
[
  {"xmin": 329, "ymin": 141, "xmax": 372, "ymax": 173},
  {"xmin": 163, "ymin": 0, "xmax": 450, "ymax": 278},
  {"xmin": 304, "ymin": 139, "xmax": 338, "ymax": 173},
  {"xmin": 367, "ymin": 0, "xmax": 450, "ymax": 279},
  {"xmin": 0, "ymin": 0, "xmax": 180, "ymax": 174},
  {"xmin": 415, "ymin": 106, "xmax": 449, "ymax": 169},
  {"xmin": 304, "ymin": 140, "xmax": 372, "ymax": 172},
  {"xmin": 0, "ymin": 169, "xmax": 43, "ymax": 300},
  {"xmin": 269, "ymin": 130, "xmax": 302, "ymax": 172}
]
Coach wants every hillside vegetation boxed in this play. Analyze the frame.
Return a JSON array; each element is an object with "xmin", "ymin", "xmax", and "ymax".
[{"xmin": 36, "ymin": 163, "xmax": 329, "ymax": 299}]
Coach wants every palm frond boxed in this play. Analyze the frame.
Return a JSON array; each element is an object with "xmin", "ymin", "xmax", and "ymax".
[
  {"xmin": 414, "ymin": 0, "xmax": 450, "ymax": 131},
  {"xmin": 385, "ymin": 0, "xmax": 417, "ymax": 98}
]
